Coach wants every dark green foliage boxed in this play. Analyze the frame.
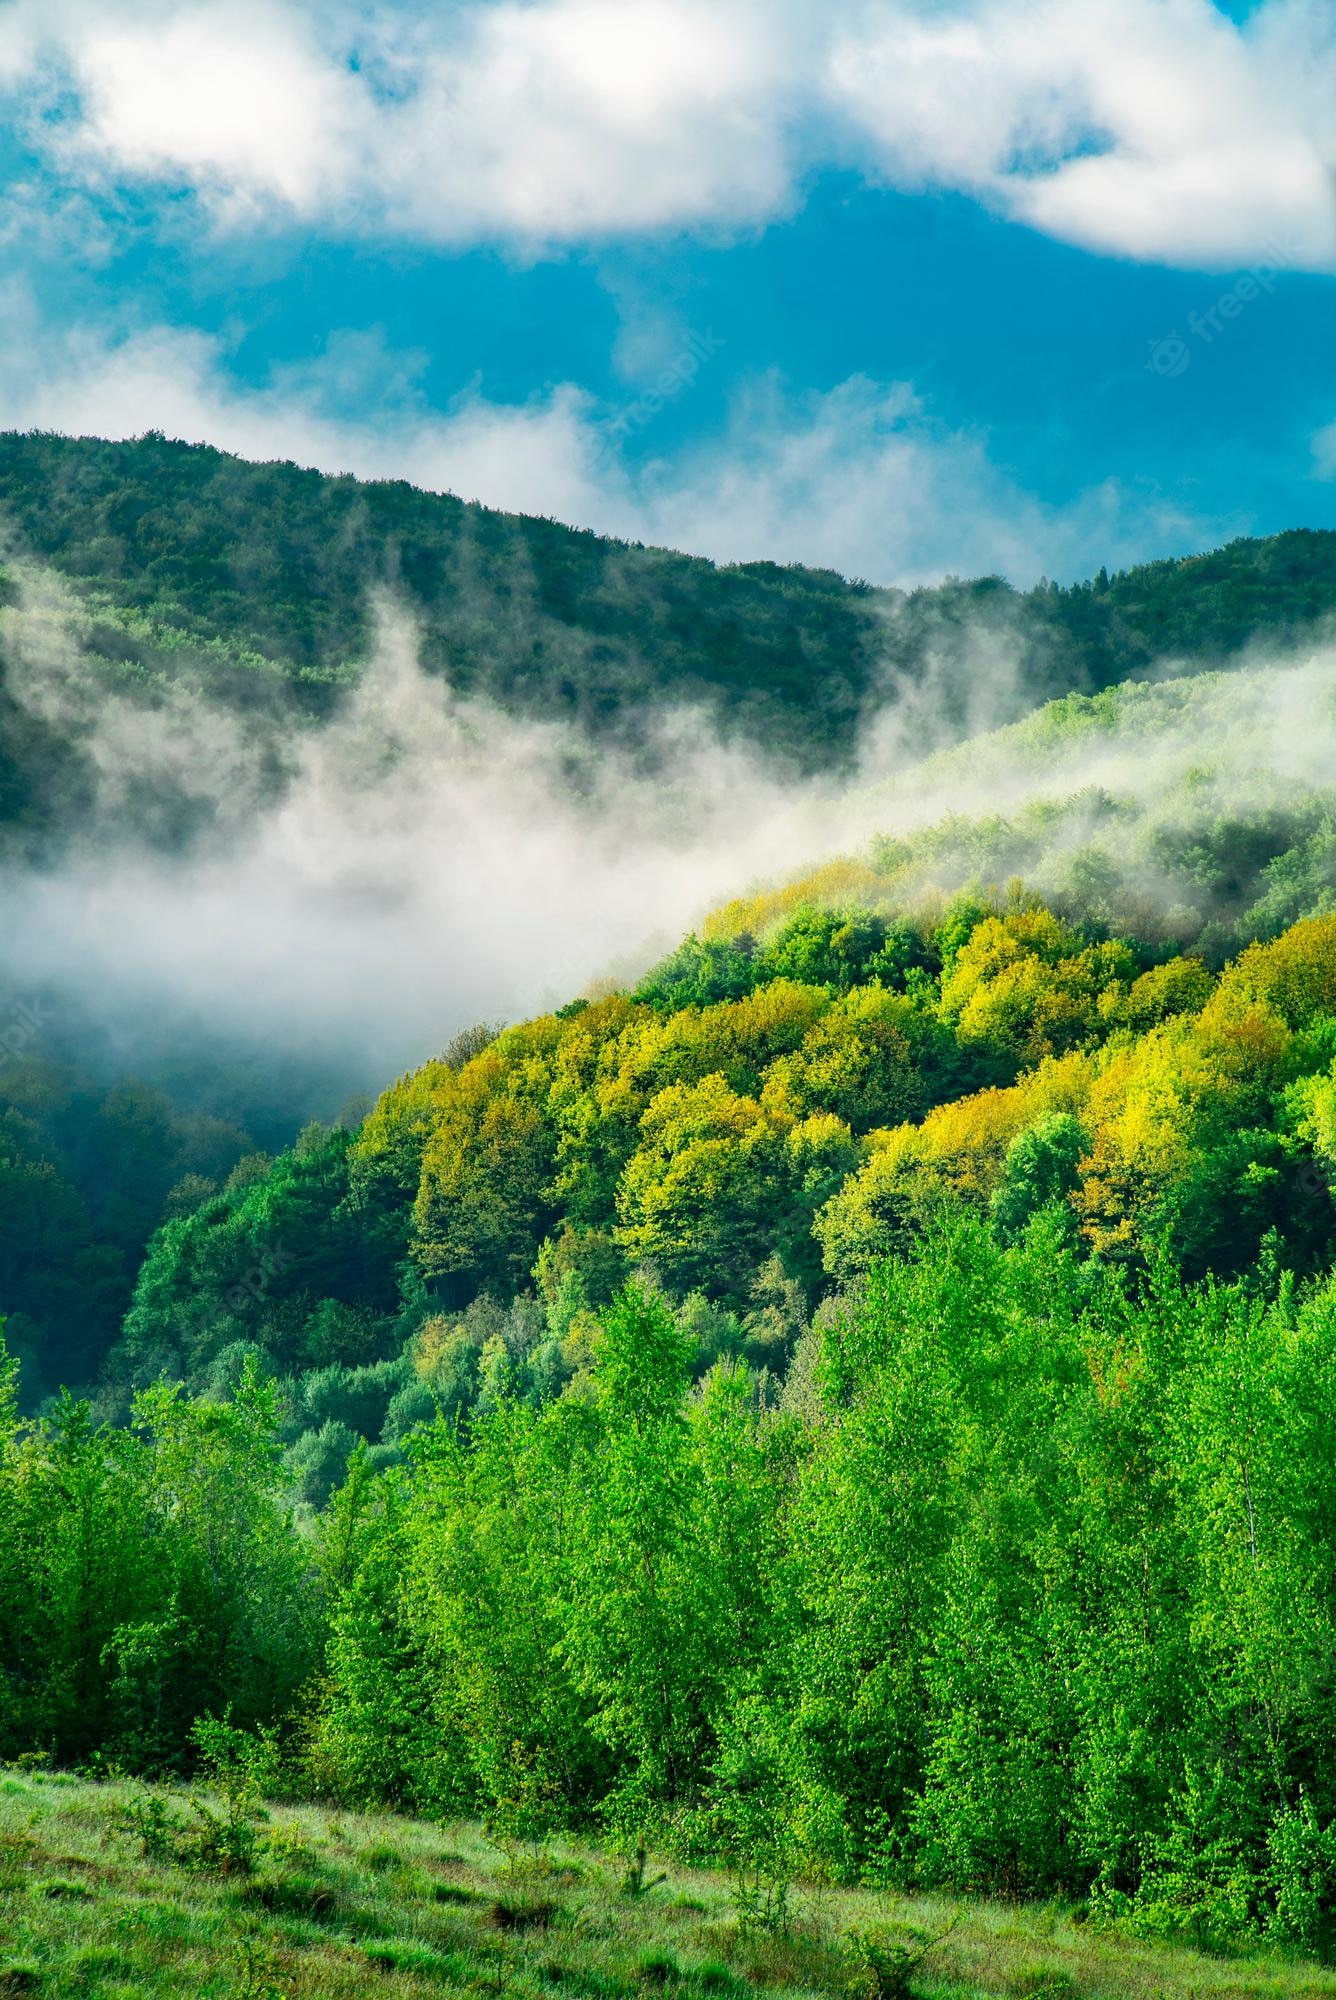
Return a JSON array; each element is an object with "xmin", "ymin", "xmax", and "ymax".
[
  {"xmin": 634, "ymin": 936, "xmax": 758, "ymax": 1012},
  {"xmin": 285, "ymin": 1417, "xmax": 360, "ymax": 1507},
  {"xmin": 118, "ymin": 1126, "xmax": 406, "ymax": 1384},
  {"xmin": 990, "ymin": 1113, "xmax": 1087, "ymax": 1240},
  {"xmin": 756, "ymin": 909, "xmax": 900, "ymax": 992},
  {"xmin": 9, "ymin": 437, "xmax": 1336, "ymax": 1402},
  {"xmin": 91, "ymin": 903, "xmax": 1336, "ymax": 1457},
  {"xmin": 0, "ymin": 432, "xmax": 889, "ymax": 797},
  {"xmin": 7, "ymin": 433, "xmax": 1336, "ymax": 1965},
  {"xmin": 0, "ymin": 975, "xmax": 359, "ymax": 1406},
  {"xmin": 634, "ymin": 912, "xmax": 920, "ymax": 1011},
  {"xmin": 5, "ymin": 434, "xmax": 1336, "ymax": 851},
  {"xmin": 0, "ymin": 1033, "xmax": 262, "ymax": 1401}
]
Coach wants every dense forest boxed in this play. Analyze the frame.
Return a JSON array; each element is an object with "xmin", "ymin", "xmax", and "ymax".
[
  {"xmin": 5, "ymin": 435, "xmax": 1336, "ymax": 1404},
  {"xmin": 4, "ymin": 430, "xmax": 1336, "ymax": 852},
  {"xmin": 103, "ymin": 892, "xmax": 1336, "ymax": 1431},
  {"xmin": 0, "ymin": 997, "xmax": 356, "ymax": 1397},
  {"xmin": 10, "ymin": 633, "xmax": 1336, "ymax": 1406},
  {"xmin": 6, "ymin": 888, "xmax": 1336, "ymax": 1956},
  {"xmin": 7, "ymin": 440, "xmax": 1336, "ymax": 1969}
]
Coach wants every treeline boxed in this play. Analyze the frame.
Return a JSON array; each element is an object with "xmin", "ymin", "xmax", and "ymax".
[
  {"xmin": 0, "ymin": 1049, "xmax": 251, "ymax": 1397},
  {"xmin": 707, "ymin": 667, "xmax": 1336, "ymax": 973},
  {"xmin": 14, "ymin": 647, "xmax": 1336, "ymax": 1404},
  {"xmin": 12, "ymin": 649, "xmax": 1336, "ymax": 1404},
  {"xmin": 4, "ymin": 432, "xmax": 1336, "ymax": 827},
  {"xmin": 0, "ymin": 1355, "xmax": 320, "ymax": 1769},
  {"xmin": 6, "ymin": 435, "xmax": 1336, "ymax": 1418},
  {"xmin": 314, "ymin": 1228, "xmax": 1336, "ymax": 1953},
  {"xmin": 6, "ymin": 1222, "xmax": 1336, "ymax": 1957}
]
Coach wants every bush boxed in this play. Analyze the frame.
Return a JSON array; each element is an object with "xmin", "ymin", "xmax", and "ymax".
[{"xmin": 1269, "ymin": 1793, "xmax": 1336, "ymax": 1957}]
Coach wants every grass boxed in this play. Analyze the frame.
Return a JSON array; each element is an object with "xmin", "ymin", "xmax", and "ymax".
[{"xmin": 1, "ymin": 1769, "xmax": 1334, "ymax": 2000}]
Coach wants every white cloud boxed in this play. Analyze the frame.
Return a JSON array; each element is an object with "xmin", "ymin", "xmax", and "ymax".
[
  {"xmin": 0, "ymin": 306, "xmax": 619, "ymax": 524},
  {"xmin": 64, "ymin": 2, "xmax": 365, "ymax": 219},
  {"xmin": 385, "ymin": 0, "xmax": 801, "ymax": 242},
  {"xmin": 11, "ymin": 0, "xmax": 805, "ymax": 245},
  {"xmin": 0, "ymin": 583, "xmax": 902, "ymax": 1078},
  {"xmin": 1, "ymin": 0, "xmax": 1334, "ymax": 268},
  {"xmin": 0, "ymin": 304, "xmax": 1226, "ymax": 586},
  {"xmin": 829, "ymin": 0, "xmax": 1336, "ymax": 269}
]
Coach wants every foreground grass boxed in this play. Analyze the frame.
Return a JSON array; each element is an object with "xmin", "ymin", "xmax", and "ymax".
[{"xmin": 1, "ymin": 1770, "xmax": 1334, "ymax": 2000}]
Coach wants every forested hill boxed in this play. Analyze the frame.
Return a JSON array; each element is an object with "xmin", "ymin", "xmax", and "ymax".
[
  {"xmin": 8, "ymin": 441, "xmax": 1336, "ymax": 1957},
  {"xmin": 4, "ymin": 429, "xmax": 1336, "ymax": 775}
]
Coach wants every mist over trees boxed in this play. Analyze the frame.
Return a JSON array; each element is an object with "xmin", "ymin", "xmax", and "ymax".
[
  {"xmin": 3, "ymin": 435, "xmax": 1332, "ymax": 1401},
  {"xmin": 4, "ymin": 430, "xmax": 1336, "ymax": 853},
  {"xmin": 7, "ymin": 439, "xmax": 1336, "ymax": 1964}
]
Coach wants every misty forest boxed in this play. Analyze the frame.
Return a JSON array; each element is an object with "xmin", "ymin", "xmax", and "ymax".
[{"xmin": 8, "ymin": 429, "xmax": 1336, "ymax": 1998}]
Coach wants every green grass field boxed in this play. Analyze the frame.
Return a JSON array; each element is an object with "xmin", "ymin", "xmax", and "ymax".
[{"xmin": 2, "ymin": 1769, "xmax": 1334, "ymax": 2000}]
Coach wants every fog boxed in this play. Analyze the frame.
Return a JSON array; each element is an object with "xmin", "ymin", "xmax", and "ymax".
[
  {"xmin": 852, "ymin": 647, "xmax": 1334, "ymax": 832},
  {"xmin": 0, "ymin": 572, "xmax": 930, "ymax": 1088},
  {"xmin": 4, "ymin": 558, "xmax": 1334, "ymax": 1107}
]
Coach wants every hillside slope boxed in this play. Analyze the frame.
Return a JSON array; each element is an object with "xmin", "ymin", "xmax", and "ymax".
[
  {"xmin": 719, "ymin": 652, "xmax": 1336, "ymax": 952},
  {"xmin": 10, "ymin": 453, "xmax": 1336, "ymax": 1978},
  {"xmin": 3, "ymin": 431, "xmax": 1336, "ymax": 819},
  {"xmin": 10, "ymin": 647, "xmax": 1334, "ymax": 1406}
]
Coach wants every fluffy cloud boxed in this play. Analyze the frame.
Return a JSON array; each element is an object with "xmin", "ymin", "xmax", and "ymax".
[
  {"xmin": 1, "ymin": 0, "xmax": 1333, "ymax": 269},
  {"xmin": 0, "ymin": 305, "xmax": 1225, "ymax": 586},
  {"xmin": 829, "ymin": 0, "xmax": 1336, "ymax": 270},
  {"xmin": 11, "ymin": 0, "xmax": 804, "ymax": 243},
  {"xmin": 62, "ymin": 2, "xmax": 366, "ymax": 219},
  {"xmin": 0, "ymin": 309, "xmax": 620, "ymax": 523}
]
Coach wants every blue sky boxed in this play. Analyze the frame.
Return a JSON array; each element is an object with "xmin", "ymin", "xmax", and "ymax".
[{"xmin": 0, "ymin": 0, "xmax": 1334, "ymax": 586}]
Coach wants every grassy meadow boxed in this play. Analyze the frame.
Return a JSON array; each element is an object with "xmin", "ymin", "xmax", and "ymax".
[{"xmin": 2, "ymin": 1768, "xmax": 1334, "ymax": 2000}]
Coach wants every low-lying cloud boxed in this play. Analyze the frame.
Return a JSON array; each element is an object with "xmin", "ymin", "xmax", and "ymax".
[
  {"xmin": 5, "ymin": 552, "xmax": 1334, "ymax": 1107},
  {"xmin": 0, "ymin": 577, "xmax": 890, "ymax": 1084}
]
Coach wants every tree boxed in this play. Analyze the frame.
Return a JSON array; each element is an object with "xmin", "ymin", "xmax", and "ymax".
[
  {"xmin": 991, "ymin": 1113, "xmax": 1087, "ymax": 1240},
  {"xmin": 614, "ymin": 1076, "xmax": 791, "ymax": 1301}
]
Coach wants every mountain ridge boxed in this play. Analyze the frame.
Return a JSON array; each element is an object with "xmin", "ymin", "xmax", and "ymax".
[{"xmin": 5, "ymin": 429, "xmax": 1336, "ymax": 786}]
